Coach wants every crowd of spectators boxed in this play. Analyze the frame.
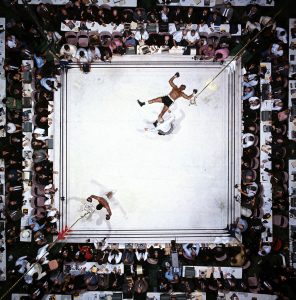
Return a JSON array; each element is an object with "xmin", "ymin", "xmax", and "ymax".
[
  {"xmin": 0, "ymin": 0, "xmax": 296, "ymax": 299},
  {"xmin": 1, "ymin": 3, "xmax": 62, "ymax": 296},
  {"xmin": 2, "ymin": 31, "xmax": 60, "ymax": 246},
  {"xmin": 12, "ymin": 0, "xmax": 245, "ymax": 67},
  {"xmin": 3, "ymin": 242, "xmax": 252, "ymax": 298},
  {"xmin": 233, "ymin": 4, "xmax": 296, "ymax": 299}
]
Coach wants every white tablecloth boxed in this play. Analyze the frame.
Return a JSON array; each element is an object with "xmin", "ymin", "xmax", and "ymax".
[
  {"xmin": 225, "ymin": 293, "xmax": 277, "ymax": 300},
  {"xmin": 20, "ymin": 60, "xmax": 35, "ymax": 239},
  {"xmin": 182, "ymin": 266, "xmax": 242, "ymax": 279},
  {"xmin": 64, "ymin": 262, "xmax": 124, "ymax": 275},
  {"xmin": 0, "ymin": 18, "xmax": 6, "ymax": 102},
  {"xmin": 289, "ymin": 19, "xmax": 296, "ymax": 78},
  {"xmin": 18, "ymin": 0, "xmax": 137, "ymax": 6},
  {"xmin": 90, "ymin": 0, "xmax": 137, "ymax": 6},
  {"xmin": 18, "ymin": 0, "xmax": 69, "ymax": 4},
  {"xmin": 289, "ymin": 160, "xmax": 296, "ymax": 197},
  {"xmin": 259, "ymin": 62, "xmax": 273, "ymax": 242},
  {"xmin": 288, "ymin": 80, "xmax": 296, "ymax": 140},
  {"xmin": 229, "ymin": 0, "xmax": 274, "ymax": 6},
  {"xmin": 61, "ymin": 21, "xmax": 241, "ymax": 37},
  {"xmin": 158, "ymin": 0, "xmax": 274, "ymax": 6},
  {"xmin": 0, "ymin": 159, "xmax": 5, "ymax": 198},
  {"xmin": 61, "ymin": 20, "xmax": 124, "ymax": 33},
  {"xmin": 158, "ymin": 0, "xmax": 216, "ymax": 7},
  {"xmin": 20, "ymin": 229, "xmax": 32, "ymax": 242},
  {"xmin": 12, "ymin": 295, "xmax": 72, "ymax": 300},
  {"xmin": 168, "ymin": 22, "xmax": 241, "ymax": 35},
  {"xmin": 0, "ymin": 221, "xmax": 6, "ymax": 281},
  {"xmin": 289, "ymin": 159, "xmax": 296, "ymax": 268}
]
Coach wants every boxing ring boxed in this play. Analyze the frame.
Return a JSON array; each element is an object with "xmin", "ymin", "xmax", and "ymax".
[{"xmin": 53, "ymin": 55, "xmax": 242, "ymax": 243}]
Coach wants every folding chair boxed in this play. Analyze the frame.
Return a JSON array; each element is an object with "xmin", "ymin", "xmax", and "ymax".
[
  {"xmin": 65, "ymin": 32, "xmax": 78, "ymax": 46},
  {"xmin": 77, "ymin": 31, "xmax": 89, "ymax": 48}
]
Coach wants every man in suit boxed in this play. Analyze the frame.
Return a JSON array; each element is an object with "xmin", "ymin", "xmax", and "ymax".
[
  {"xmin": 183, "ymin": 7, "xmax": 196, "ymax": 24},
  {"xmin": 144, "ymin": 110, "xmax": 175, "ymax": 136},
  {"xmin": 196, "ymin": 8, "xmax": 210, "ymax": 24},
  {"xmin": 208, "ymin": 11, "xmax": 222, "ymax": 26},
  {"xmin": 169, "ymin": 7, "xmax": 183, "ymax": 24},
  {"xmin": 219, "ymin": 1, "xmax": 234, "ymax": 23}
]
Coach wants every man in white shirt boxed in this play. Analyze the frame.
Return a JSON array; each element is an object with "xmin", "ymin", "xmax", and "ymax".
[
  {"xmin": 198, "ymin": 20, "xmax": 212, "ymax": 34},
  {"xmin": 75, "ymin": 48, "xmax": 90, "ymax": 63},
  {"xmin": 249, "ymin": 96, "xmax": 260, "ymax": 110},
  {"xmin": 6, "ymin": 35, "xmax": 18, "ymax": 49},
  {"xmin": 236, "ymin": 182, "xmax": 258, "ymax": 198},
  {"xmin": 135, "ymin": 247, "xmax": 148, "ymax": 262},
  {"xmin": 36, "ymin": 244, "xmax": 51, "ymax": 264},
  {"xmin": 40, "ymin": 77, "xmax": 59, "ymax": 92},
  {"xmin": 173, "ymin": 29, "xmax": 188, "ymax": 46},
  {"xmin": 108, "ymin": 249, "xmax": 122, "ymax": 264},
  {"xmin": 185, "ymin": 29, "xmax": 200, "ymax": 46},
  {"xmin": 258, "ymin": 244, "xmax": 272, "ymax": 256},
  {"xmin": 25, "ymin": 262, "xmax": 47, "ymax": 283},
  {"xmin": 135, "ymin": 28, "xmax": 149, "ymax": 44},
  {"xmin": 94, "ymin": 238, "xmax": 108, "ymax": 251},
  {"xmin": 87, "ymin": 46, "xmax": 101, "ymax": 62},
  {"xmin": 33, "ymin": 128, "xmax": 48, "ymax": 140},
  {"xmin": 276, "ymin": 27, "xmax": 287, "ymax": 43},
  {"xmin": 15, "ymin": 256, "xmax": 29, "ymax": 274},
  {"xmin": 184, "ymin": 29, "xmax": 200, "ymax": 55},
  {"xmin": 183, "ymin": 243, "xmax": 200, "ymax": 260},
  {"xmin": 259, "ymin": 16, "xmax": 276, "ymax": 31},
  {"xmin": 145, "ymin": 110, "xmax": 175, "ymax": 136},
  {"xmin": 76, "ymin": 48, "xmax": 91, "ymax": 72},
  {"xmin": 160, "ymin": 5, "xmax": 169, "ymax": 23},
  {"xmin": 243, "ymin": 74, "xmax": 258, "ymax": 87},
  {"xmin": 245, "ymin": 20, "xmax": 261, "ymax": 33},
  {"xmin": 60, "ymin": 44, "xmax": 77, "ymax": 60},
  {"xmin": 271, "ymin": 43, "xmax": 283, "ymax": 57},
  {"xmin": 272, "ymin": 99, "xmax": 284, "ymax": 111},
  {"xmin": 242, "ymin": 133, "xmax": 255, "ymax": 148}
]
